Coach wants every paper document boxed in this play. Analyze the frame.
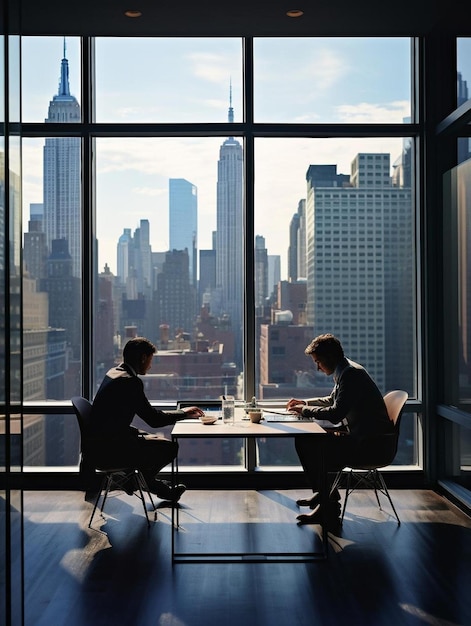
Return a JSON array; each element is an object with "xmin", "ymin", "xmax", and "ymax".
[{"xmin": 262, "ymin": 409, "xmax": 342, "ymax": 429}]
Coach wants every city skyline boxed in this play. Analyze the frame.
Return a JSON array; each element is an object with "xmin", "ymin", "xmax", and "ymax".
[
  {"xmin": 21, "ymin": 37, "xmax": 413, "ymax": 279},
  {"xmin": 18, "ymin": 36, "xmax": 418, "ymax": 454}
]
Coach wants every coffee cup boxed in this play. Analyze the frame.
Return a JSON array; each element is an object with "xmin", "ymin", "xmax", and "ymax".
[{"xmin": 248, "ymin": 409, "xmax": 262, "ymax": 423}]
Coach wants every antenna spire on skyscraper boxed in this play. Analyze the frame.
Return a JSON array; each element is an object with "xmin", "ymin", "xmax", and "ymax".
[
  {"xmin": 228, "ymin": 78, "xmax": 234, "ymax": 124},
  {"xmin": 58, "ymin": 37, "xmax": 70, "ymax": 97}
]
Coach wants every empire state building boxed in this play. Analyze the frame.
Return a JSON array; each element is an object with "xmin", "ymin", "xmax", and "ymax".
[
  {"xmin": 43, "ymin": 41, "xmax": 81, "ymax": 277},
  {"xmin": 215, "ymin": 91, "xmax": 244, "ymax": 368}
]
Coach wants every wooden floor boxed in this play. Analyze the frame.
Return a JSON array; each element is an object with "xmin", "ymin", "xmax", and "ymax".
[{"xmin": 23, "ymin": 488, "xmax": 471, "ymax": 626}]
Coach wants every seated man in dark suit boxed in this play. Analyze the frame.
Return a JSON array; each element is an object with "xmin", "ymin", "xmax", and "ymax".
[
  {"xmin": 287, "ymin": 333, "xmax": 392, "ymax": 526},
  {"xmin": 91, "ymin": 337, "xmax": 204, "ymax": 502}
]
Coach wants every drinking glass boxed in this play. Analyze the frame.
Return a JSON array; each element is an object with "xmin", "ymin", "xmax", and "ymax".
[{"xmin": 222, "ymin": 395, "xmax": 235, "ymax": 425}]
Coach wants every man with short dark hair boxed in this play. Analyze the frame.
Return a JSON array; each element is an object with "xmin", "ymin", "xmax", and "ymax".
[
  {"xmin": 91, "ymin": 337, "xmax": 204, "ymax": 502},
  {"xmin": 287, "ymin": 333, "xmax": 392, "ymax": 526}
]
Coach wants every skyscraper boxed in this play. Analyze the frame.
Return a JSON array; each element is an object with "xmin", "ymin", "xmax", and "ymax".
[
  {"xmin": 268, "ymin": 254, "xmax": 281, "ymax": 299},
  {"xmin": 288, "ymin": 199, "xmax": 308, "ymax": 283},
  {"xmin": 255, "ymin": 235, "xmax": 268, "ymax": 307},
  {"xmin": 288, "ymin": 210, "xmax": 300, "ymax": 283},
  {"xmin": 43, "ymin": 40, "xmax": 81, "ymax": 277},
  {"xmin": 305, "ymin": 153, "xmax": 413, "ymax": 393},
  {"xmin": 117, "ymin": 228, "xmax": 132, "ymax": 286},
  {"xmin": 169, "ymin": 178, "xmax": 198, "ymax": 286},
  {"xmin": 116, "ymin": 220, "xmax": 152, "ymax": 299},
  {"xmin": 215, "ymin": 90, "xmax": 244, "ymax": 368},
  {"xmin": 155, "ymin": 249, "xmax": 194, "ymax": 337}
]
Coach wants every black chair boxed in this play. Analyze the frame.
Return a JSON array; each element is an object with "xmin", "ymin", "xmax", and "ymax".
[
  {"xmin": 71, "ymin": 396, "xmax": 156, "ymax": 528},
  {"xmin": 330, "ymin": 390, "xmax": 408, "ymax": 526}
]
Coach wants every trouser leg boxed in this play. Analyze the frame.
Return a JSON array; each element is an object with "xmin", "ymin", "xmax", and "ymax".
[
  {"xmin": 295, "ymin": 435, "xmax": 324, "ymax": 494},
  {"xmin": 134, "ymin": 437, "xmax": 179, "ymax": 484},
  {"xmin": 295, "ymin": 434, "xmax": 356, "ymax": 515}
]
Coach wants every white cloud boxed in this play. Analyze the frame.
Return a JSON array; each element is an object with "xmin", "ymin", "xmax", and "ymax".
[
  {"xmin": 187, "ymin": 52, "xmax": 232, "ymax": 83},
  {"xmin": 301, "ymin": 48, "xmax": 348, "ymax": 92},
  {"xmin": 336, "ymin": 101, "xmax": 410, "ymax": 123}
]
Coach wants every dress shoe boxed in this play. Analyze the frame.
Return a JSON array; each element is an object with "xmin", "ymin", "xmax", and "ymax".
[
  {"xmin": 296, "ymin": 492, "xmax": 320, "ymax": 508},
  {"xmin": 148, "ymin": 479, "xmax": 186, "ymax": 502},
  {"xmin": 296, "ymin": 503, "xmax": 322, "ymax": 524},
  {"xmin": 296, "ymin": 504, "xmax": 341, "ymax": 530}
]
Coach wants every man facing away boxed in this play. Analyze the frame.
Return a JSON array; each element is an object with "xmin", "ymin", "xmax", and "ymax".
[
  {"xmin": 91, "ymin": 337, "xmax": 204, "ymax": 502},
  {"xmin": 287, "ymin": 333, "xmax": 393, "ymax": 527}
]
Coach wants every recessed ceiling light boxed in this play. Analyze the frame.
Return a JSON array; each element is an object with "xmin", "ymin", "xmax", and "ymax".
[
  {"xmin": 125, "ymin": 10, "xmax": 142, "ymax": 18},
  {"xmin": 286, "ymin": 9, "xmax": 304, "ymax": 18}
]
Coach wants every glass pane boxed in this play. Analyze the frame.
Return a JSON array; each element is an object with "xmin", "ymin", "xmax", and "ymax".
[
  {"xmin": 442, "ymin": 421, "xmax": 471, "ymax": 490},
  {"xmin": 457, "ymin": 38, "xmax": 471, "ymax": 108},
  {"xmin": 21, "ymin": 36, "xmax": 81, "ymax": 123},
  {"xmin": 254, "ymin": 38, "xmax": 411, "ymax": 123},
  {"xmin": 255, "ymin": 137, "xmax": 416, "ymax": 401},
  {"xmin": 445, "ymin": 158, "xmax": 471, "ymax": 410},
  {"xmin": 178, "ymin": 437, "xmax": 244, "ymax": 468},
  {"xmin": 459, "ymin": 424, "xmax": 471, "ymax": 488},
  {"xmin": 23, "ymin": 413, "xmax": 80, "ymax": 468},
  {"xmin": 94, "ymin": 136, "xmax": 245, "ymax": 407},
  {"xmin": 22, "ymin": 137, "xmax": 82, "ymax": 400},
  {"xmin": 257, "ymin": 438, "xmax": 299, "ymax": 467},
  {"xmin": 95, "ymin": 38, "xmax": 242, "ymax": 123}
]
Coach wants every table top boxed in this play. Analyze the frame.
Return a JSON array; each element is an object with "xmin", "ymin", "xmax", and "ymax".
[{"xmin": 172, "ymin": 418, "xmax": 327, "ymax": 438}]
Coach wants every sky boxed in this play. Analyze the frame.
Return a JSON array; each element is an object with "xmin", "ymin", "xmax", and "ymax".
[{"xmin": 19, "ymin": 36, "xmax": 431, "ymax": 278}]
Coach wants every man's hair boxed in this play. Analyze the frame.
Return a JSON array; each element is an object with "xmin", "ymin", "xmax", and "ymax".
[
  {"xmin": 122, "ymin": 337, "xmax": 156, "ymax": 364},
  {"xmin": 305, "ymin": 333, "xmax": 344, "ymax": 362}
]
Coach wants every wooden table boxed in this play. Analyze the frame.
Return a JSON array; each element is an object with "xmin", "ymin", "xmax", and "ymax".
[{"xmin": 171, "ymin": 417, "xmax": 328, "ymax": 562}]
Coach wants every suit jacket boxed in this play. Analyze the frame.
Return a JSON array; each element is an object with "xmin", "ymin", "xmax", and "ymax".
[
  {"xmin": 301, "ymin": 358, "xmax": 392, "ymax": 439},
  {"xmin": 91, "ymin": 363, "xmax": 185, "ymax": 442}
]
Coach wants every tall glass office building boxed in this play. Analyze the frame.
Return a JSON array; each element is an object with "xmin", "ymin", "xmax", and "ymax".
[{"xmin": 169, "ymin": 178, "xmax": 198, "ymax": 286}]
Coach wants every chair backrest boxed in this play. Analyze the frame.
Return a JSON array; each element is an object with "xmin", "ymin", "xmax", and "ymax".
[
  {"xmin": 383, "ymin": 390, "xmax": 408, "ymax": 429},
  {"xmin": 350, "ymin": 390, "xmax": 408, "ymax": 469},
  {"xmin": 71, "ymin": 396, "xmax": 93, "ymax": 453}
]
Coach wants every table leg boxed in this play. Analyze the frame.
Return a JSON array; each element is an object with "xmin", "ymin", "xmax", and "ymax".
[
  {"xmin": 319, "ymin": 441, "xmax": 329, "ymax": 554},
  {"xmin": 171, "ymin": 435, "xmax": 180, "ymax": 564}
]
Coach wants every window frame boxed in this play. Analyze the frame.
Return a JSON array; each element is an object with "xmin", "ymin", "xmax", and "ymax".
[{"xmin": 20, "ymin": 35, "xmax": 423, "ymax": 478}]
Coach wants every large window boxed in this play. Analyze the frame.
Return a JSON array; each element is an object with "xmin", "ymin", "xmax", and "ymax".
[{"xmin": 20, "ymin": 36, "xmax": 418, "ymax": 470}]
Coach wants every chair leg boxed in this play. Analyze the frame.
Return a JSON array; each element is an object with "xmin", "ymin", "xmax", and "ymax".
[
  {"xmin": 329, "ymin": 470, "xmax": 347, "ymax": 525},
  {"xmin": 329, "ymin": 471, "xmax": 342, "ymax": 496},
  {"xmin": 340, "ymin": 468, "xmax": 401, "ymax": 526},
  {"xmin": 136, "ymin": 471, "xmax": 157, "ymax": 522},
  {"xmin": 375, "ymin": 470, "xmax": 401, "ymax": 526},
  {"xmin": 88, "ymin": 469, "xmax": 158, "ymax": 528},
  {"xmin": 88, "ymin": 475, "xmax": 108, "ymax": 528},
  {"xmin": 100, "ymin": 473, "xmax": 114, "ymax": 513},
  {"xmin": 132, "ymin": 471, "xmax": 152, "ymax": 527},
  {"xmin": 340, "ymin": 470, "xmax": 354, "ymax": 525}
]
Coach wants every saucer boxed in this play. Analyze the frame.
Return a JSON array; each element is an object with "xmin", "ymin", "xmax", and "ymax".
[{"xmin": 200, "ymin": 416, "xmax": 218, "ymax": 425}]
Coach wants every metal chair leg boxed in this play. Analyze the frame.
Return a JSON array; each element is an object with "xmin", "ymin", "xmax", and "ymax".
[
  {"xmin": 375, "ymin": 470, "xmax": 401, "ymax": 525},
  {"xmin": 88, "ymin": 474, "xmax": 108, "ymax": 528},
  {"xmin": 136, "ymin": 471, "xmax": 157, "ymax": 522},
  {"xmin": 336, "ymin": 467, "xmax": 401, "ymax": 526},
  {"xmin": 88, "ymin": 469, "xmax": 157, "ymax": 528}
]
